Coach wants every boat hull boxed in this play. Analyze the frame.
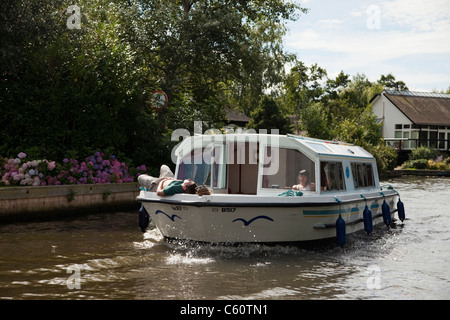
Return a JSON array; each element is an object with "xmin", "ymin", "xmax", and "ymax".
[{"xmin": 137, "ymin": 191, "xmax": 399, "ymax": 243}]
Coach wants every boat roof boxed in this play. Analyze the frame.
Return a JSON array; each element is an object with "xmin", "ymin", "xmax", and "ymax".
[
  {"xmin": 286, "ymin": 134, "xmax": 375, "ymax": 160},
  {"xmin": 176, "ymin": 133, "xmax": 375, "ymax": 161}
]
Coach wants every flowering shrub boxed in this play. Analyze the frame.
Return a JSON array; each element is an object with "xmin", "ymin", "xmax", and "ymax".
[
  {"xmin": 0, "ymin": 152, "xmax": 147, "ymax": 187},
  {"xmin": 401, "ymin": 155, "xmax": 450, "ymax": 171}
]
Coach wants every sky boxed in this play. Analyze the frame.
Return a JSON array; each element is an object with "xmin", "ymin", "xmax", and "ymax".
[{"xmin": 283, "ymin": 0, "xmax": 450, "ymax": 92}]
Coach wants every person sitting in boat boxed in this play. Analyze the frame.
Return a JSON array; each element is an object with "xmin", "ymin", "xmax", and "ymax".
[
  {"xmin": 138, "ymin": 165, "xmax": 197, "ymax": 196},
  {"xmin": 292, "ymin": 169, "xmax": 315, "ymax": 191}
]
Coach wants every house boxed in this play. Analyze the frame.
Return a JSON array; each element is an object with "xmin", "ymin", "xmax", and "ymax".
[
  {"xmin": 371, "ymin": 90, "xmax": 450, "ymax": 160},
  {"xmin": 225, "ymin": 108, "xmax": 250, "ymax": 128}
]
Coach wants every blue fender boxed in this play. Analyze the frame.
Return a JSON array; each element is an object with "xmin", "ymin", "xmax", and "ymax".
[
  {"xmin": 138, "ymin": 205, "xmax": 150, "ymax": 232},
  {"xmin": 336, "ymin": 214, "xmax": 346, "ymax": 247},
  {"xmin": 363, "ymin": 204, "xmax": 373, "ymax": 235},
  {"xmin": 382, "ymin": 200, "xmax": 391, "ymax": 227},
  {"xmin": 397, "ymin": 199, "xmax": 405, "ymax": 222}
]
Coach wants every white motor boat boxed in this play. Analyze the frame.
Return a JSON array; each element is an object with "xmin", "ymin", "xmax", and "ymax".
[{"xmin": 137, "ymin": 133, "xmax": 405, "ymax": 245}]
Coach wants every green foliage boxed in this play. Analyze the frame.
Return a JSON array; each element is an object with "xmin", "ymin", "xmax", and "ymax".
[
  {"xmin": 402, "ymin": 147, "xmax": 449, "ymax": 171},
  {"xmin": 408, "ymin": 146, "xmax": 438, "ymax": 161},
  {"xmin": 402, "ymin": 159, "xmax": 428, "ymax": 169},
  {"xmin": 378, "ymin": 73, "xmax": 409, "ymax": 91},
  {"xmin": 299, "ymin": 102, "xmax": 330, "ymax": 139},
  {"xmin": 281, "ymin": 69, "xmax": 401, "ymax": 174},
  {"xmin": 0, "ymin": 0, "xmax": 406, "ymax": 177},
  {"xmin": 0, "ymin": 0, "xmax": 304, "ymax": 169},
  {"xmin": 247, "ymin": 95, "xmax": 290, "ymax": 134},
  {"xmin": 366, "ymin": 144, "xmax": 398, "ymax": 173}
]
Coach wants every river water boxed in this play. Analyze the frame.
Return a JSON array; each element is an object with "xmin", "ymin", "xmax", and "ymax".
[{"xmin": 0, "ymin": 176, "xmax": 449, "ymax": 301}]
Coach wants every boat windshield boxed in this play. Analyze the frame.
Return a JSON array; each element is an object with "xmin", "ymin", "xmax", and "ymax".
[
  {"xmin": 176, "ymin": 146, "xmax": 226, "ymax": 188},
  {"xmin": 262, "ymin": 147, "xmax": 316, "ymax": 191}
]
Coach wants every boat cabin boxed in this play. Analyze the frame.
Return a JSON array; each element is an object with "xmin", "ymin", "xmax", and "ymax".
[{"xmin": 173, "ymin": 134, "xmax": 379, "ymax": 196}]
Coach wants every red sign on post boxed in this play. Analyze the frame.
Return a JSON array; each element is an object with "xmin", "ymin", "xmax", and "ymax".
[{"xmin": 150, "ymin": 90, "xmax": 168, "ymax": 111}]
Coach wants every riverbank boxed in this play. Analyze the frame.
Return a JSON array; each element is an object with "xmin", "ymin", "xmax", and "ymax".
[
  {"xmin": 0, "ymin": 183, "xmax": 140, "ymax": 223},
  {"xmin": 389, "ymin": 168, "xmax": 450, "ymax": 177}
]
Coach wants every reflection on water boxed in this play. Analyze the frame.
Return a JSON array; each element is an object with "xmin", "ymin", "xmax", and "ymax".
[{"xmin": 0, "ymin": 176, "xmax": 449, "ymax": 300}]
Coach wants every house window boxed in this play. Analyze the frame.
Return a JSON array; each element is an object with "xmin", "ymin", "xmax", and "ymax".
[
  {"xmin": 393, "ymin": 130, "xmax": 402, "ymax": 149},
  {"xmin": 411, "ymin": 131, "xmax": 419, "ymax": 148},
  {"xmin": 438, "ymin": 132, "xmax": 445, "ymax": 149},
  {"xmin": 430, "ymin": 130, "xmax": 437, "ymax": 148},
  {"xmin": 403, "ymin": 131, "xmax": 410, "ymax": 149},
  {"xmin": 393, "ymin": 124, "xmax": 413, "ymax": 149},
  {"xmin": 419, "ymin": 131, "xmax": 428, "ymax": 147},
  {"xmin": 448, "ymin": 133, "xmax": 450, "ymax": 150}
]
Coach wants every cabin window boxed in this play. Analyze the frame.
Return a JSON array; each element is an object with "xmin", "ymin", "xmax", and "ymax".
[
  {"xmin": 262, "ymin": 147, "xmax": 316, "ymax": 191},
  {"xmin": 320, "ymin": 161, "xmax": 345, "ymax": 191},
  {"xmin": 177, "ymin": 145, "xmax": 226, "ymax": 189},
  {"xmin": 351, "ymin": 163, "xmax": 375, "ymax": 189}
]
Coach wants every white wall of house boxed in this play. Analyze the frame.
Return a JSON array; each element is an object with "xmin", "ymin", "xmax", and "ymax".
[{"xmin": 371, "ymin": 93, "xmax": 412, "ymax": 139}]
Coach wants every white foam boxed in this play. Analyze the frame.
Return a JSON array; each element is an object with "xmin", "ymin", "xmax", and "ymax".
[{"xmin": 165, "ymin": 253, "xmax": 214, "ymax": 265}]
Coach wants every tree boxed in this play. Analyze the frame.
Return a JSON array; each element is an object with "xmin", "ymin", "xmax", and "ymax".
[
  {"xmin": 0, "ymin": 0, "xmax": 157, "ymax": 164},
  {"xmin": 325, "ymin": 70, "xmax": 350, "ymax": 100},
  {"xmin": 131, "ymin": 0, "xmax": 306, "ymax": 123},
  {"xmin": 300, "ymin": 102, "xmax": 330, "ymax": 139},
  {"xmin": 1, "ymin": 0, "xmax": 306, "ymax": 170},
  {"xmin": 378, "ymin": 73, "xmax": 409, "ymax": 91},
  {"xmin": 247, "ymin": 95, "xmax": 290, "ymax": 134},
  {"xmin": 283, "ymin": 62, "xmax": 327, "ymax": 113}
]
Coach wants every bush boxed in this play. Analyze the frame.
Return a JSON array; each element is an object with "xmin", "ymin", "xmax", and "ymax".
[
  {"xmin": 0, "ymin": 151, "xmax": 147, "ymax": 187},
  {"xmin": 403, "ymin": 159, "xmax": 428, "ymax": 169},
  {"xmin": 409, "ymin": 147, "xmax": 438, "ymax": 161},
  {"xmin": 366, "ymin": 144, "xmax": 398, "ymax": 174},
  {"xmin": 427, "ymin": 159, "xmax": 437, "ymax": 169},
  {"xmin": 427, "ymin": 159, "xmax": 450, "ymax": 170},
  {"xmin": 436, "ymin": 161, "xmax": 448, "ymax": 170}
]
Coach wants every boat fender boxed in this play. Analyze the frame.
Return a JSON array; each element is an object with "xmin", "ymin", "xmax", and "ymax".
[
  {"xmin": 363, "ymin": 204, "xmax": 373, "ymax": 235},
  {"xmin": 334, "ymin": 196, "xmax": 345, "ymax": 247},
  {"xmin": 397, "ymin": 198, "xmax": 405, "ymax": 222},
  {"xmin": 336, "ymin": 214, "xmax": 346, "ymax": 247},
  {"xmin": 138, "ymin": 205, "xmax": 150, "ymax": 232},
  {"xmin": 381, "ymin": 200, "xmax": 391, "ymax": 227},
  {"xmin": 360, "ymin": 194, "xmax": 373, "ymax": 235}
]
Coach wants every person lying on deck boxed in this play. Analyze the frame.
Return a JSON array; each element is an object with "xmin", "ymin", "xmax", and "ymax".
[
  {"xmin": 138, "ymin": 165, "xmax": 197, "ymax": 196},
  {"xmin": 156, "ymin": 178, "xmax": 197, "ymax": 196}
]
